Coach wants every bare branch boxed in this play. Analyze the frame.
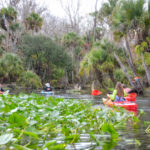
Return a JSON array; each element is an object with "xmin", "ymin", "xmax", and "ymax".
[{"xmin": 58, "ymin": 0, "xmax": 82, "ymax": 33}]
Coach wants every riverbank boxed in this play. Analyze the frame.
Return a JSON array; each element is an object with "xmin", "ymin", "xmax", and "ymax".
[{"xmin": 2, "ymin": 82, "xmax": 150, "ymax": 97}]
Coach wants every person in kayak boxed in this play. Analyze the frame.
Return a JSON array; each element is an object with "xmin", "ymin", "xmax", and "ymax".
[
  {"xmin": 122, "ymin": 84, "xmax": 131, "ymax": 94},
  {"xmin": 44, "ymin": 83, "xmax": 52, "ymax": 91},
  {"xmin": 106, "ymin": 82, "xmax": 127, "ymax": 102},
  {"xmin": 0, "ymin": 84, "xmax": 4, "ymax": 94}
]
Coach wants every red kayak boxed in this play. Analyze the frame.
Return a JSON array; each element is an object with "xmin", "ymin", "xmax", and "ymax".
[
  {"xmin": 112, "ymin": 101, "xmax": 137, "ymax": 111},
  {"xmin": 103, "ymin": 98, "xmax": 137, "ymax": 111},
  {"xmin": 125, "ymin": 93, "xmax": 137, "ymax": 101},
  {"xmin": 91, "ymin": 90, "xmax": 102, "ymax": 96}
]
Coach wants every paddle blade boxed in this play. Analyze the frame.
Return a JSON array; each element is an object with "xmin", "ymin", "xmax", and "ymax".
[{"xmin": 91, "ymin": 90, "xmax": 102, "ymax": 96}]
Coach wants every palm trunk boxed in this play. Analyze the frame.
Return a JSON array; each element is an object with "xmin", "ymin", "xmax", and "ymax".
[
  {"xmin": 94, "ymin": 68, "xmax": 104, "ymax": 88},
  {"xmin": 124, "ymin": 37, "xmax": 143, "ymax": 91},
  {"xmin": 122, "ymin": 47, "xmax": 136, "ymax": 77},
  {"xmin": 141, "ymin": 53, "xmax": 150, "ymax": 85},
  {"xmin": 71, "ymin": 47, "xmax": 74, "ymax": 83},
  {"xmin": 93, "ymin": 0, "xmax": 98, "ymax": 41},
  {"xmin": 124, "ymin": 36, "xmax": 136, "ymax": 76},
  {"xmin": 114, "ymin": 53, "xmax": 134, "ymax": 87}
]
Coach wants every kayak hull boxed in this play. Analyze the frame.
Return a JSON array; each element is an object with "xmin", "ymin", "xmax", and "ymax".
[
  {"xmin": 125, "ymin": 93, "xmax": 137, "ymax": 102},
  {"xmin": 103, "ymin": 100, "xmax": 137, "ymax": 111},
  {"xmin": 40, "ymin": 90, "xmax": 54, "ymax": 95},
  {"xmin": 112, "ymin": 101, "xmax": 137, "ymax": 111}
]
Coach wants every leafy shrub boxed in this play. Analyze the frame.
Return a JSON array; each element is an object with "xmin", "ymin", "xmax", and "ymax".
[
  {"xmin": 114, "ymin": 69, "xmax": 128, "ymax": 84},
  {"xmin": 51, "ymin": 67, "xmax": 64, "ymax": 80},
  {"xmin": 17, "ymin": 71, "xmax": 42, "ymax": 89},
  {"xmin": 102, "ymin": 78, "xmax": 114, "ymax": 89},
  {"xmin": 0, "ymin": 53, "xmax": 24, "ymax": 82}
]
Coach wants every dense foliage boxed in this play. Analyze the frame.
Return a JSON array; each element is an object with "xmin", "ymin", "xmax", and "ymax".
[
  {"xmin": 17, "ymin": 71, "xmax": 42, "ymax": 89},
  {"xmin": 0, "ymin": 0, "xmax": 150, "ymax": 90},
  {"xmin": 80, "ymin": 41, "xmax": 124, "ymax": 88},
  {"xmin": 0, "ymin": 53, "xmax": 24, "ymax": 82},
  {"xmin": 20, "ymin": 35, "xmax": 72, "ymax": 84},
  {"xmin": 0, "ymin": 94, "xmax": 139, "ymax": 149}
]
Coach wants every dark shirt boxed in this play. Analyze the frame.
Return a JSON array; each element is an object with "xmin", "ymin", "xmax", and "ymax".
[
  {"xmin": 44, "ymin": 87, "xmax": 52, "ymax": 91},
  {"xmin": 0, "ymin": 88, "xmax": 4, "ymax": 92}
]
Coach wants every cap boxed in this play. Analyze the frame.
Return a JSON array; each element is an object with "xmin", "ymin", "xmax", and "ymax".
[{"xmin": 45, "ymin": 83, "xmax": 50, "ymax": 87}]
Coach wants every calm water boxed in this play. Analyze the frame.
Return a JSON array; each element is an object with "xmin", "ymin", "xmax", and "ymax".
[{"xmin": 10, "ymin": 89, "xmax": 150, "ymax": 150}]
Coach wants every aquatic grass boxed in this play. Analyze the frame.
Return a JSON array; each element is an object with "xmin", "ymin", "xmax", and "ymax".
[{"xmin": 0, "ymin": 93, "xmax": 139, "ymax": 149}]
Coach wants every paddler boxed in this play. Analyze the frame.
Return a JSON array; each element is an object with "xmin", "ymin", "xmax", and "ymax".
[
  {"xmin": 44, "ymin": 83, "xmax": 53, "ymax": 92},
  {"xmin": 103, "ymin": 82, "xmax": 127, "ymax": 103},
  {"xmin": 0, "ymin": 83, "xmax": 4, "ymax": 94}
]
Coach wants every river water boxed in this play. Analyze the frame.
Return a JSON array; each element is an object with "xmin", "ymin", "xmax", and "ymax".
[
  {"xmin": 51, "ymin": 90, "xmax": 150, "ymax": 150},
  {"xmin": 10, "ymin": 89, "xmax": 150, "ymax": 150}
]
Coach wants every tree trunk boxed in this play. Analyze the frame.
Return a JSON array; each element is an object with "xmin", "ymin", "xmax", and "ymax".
[
  {"xmin": 108, "ymin": 70, "xmax": 116, "ymax": 86},
  {"xmin": 124, "ymin": 36, "xmax": 136, "ymax": 77},
  {"xmin": 122, "ymin": 47, "xmax": 136, "ymax": 77},
  {"xmin": 71, "ymin": 47, "xmax": 74, "ymax": 83},
  {"xmin": 124, "ymin": 37, "xmax": 143, "ymax": 91},
  {"xmin": 114, "ymin": 53, "xmax": 134, "ymax": 87},
  {"xmin": 94, "ymin": 68, "xmax": 104, "ymax": 88},
  {"xmin": 141, "ymin": 53, "xmax": 150, "ymax": 85},
  {"xmin": 93, "ymin": 0, "xmax": 98, "ymax": 41}
]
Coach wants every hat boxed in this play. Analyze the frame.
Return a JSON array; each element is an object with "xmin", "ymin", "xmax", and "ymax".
[
  {"xmin": 45, "ymin": 83, "xmax": 50, "ymax": 87},
  {"xmin": 134, "ymin": 77, "xmax": 139, "ymax": 80}
]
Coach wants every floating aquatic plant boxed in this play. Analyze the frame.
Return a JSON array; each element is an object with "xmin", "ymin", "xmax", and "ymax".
[{"xmin": 0, "ymin": 94, "xmax": 139, "ymax": 149}]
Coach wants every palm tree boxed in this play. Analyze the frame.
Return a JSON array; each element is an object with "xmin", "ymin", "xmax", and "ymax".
[
  {"xmin": 80, "ymin": 41, "xmax": 122, "ymax": 88},
  {"xmin": 98, "ymin": 0, "xmax": 119, "ymax": 24},
  {"xmin": 62, "ymin": 32, "xmax": 84, "ymax": 83},
  {"xmin": 0, "ymin": 6, "xmax": 17, "ymax": 31},
  {"xmin": 111, "ymin": 0, "xmax": 145, "ymax": 76},
  {"xmin": 0, "ymin": 6, "xmax": 20, "ymax": 52},
  {"xmin": 80, "ymin": 47, "xmax": 105, "ymax": 88},
  {"xmin": 135, "ymin": 41, "xmax": 150, "ymax": 85},
  {"xmin": 25, "ymin": 12, "xmax": 43, "ymax": 32}
]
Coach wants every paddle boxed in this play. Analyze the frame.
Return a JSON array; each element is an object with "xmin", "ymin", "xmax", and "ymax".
[{"xmin": 91, "ymin": 89, "xmax": 102, "ymax": 96}]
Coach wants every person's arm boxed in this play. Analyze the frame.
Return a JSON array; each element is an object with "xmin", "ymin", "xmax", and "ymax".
[
  {"xmin": 108, "ymin": 90, "xmax": 117, "ymax": 101},
  {"xmin": 124, "ymin": 90, "xmax": 127, "ymax": 97}
]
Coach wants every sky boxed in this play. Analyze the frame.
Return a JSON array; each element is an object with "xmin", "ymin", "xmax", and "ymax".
[{"xmin": 38, "ymin": 0, "xmax": 103, "ymax": 18}]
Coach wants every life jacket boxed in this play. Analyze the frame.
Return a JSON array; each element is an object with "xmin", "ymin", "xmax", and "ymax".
[{"xmin": 114, "ymin": 96, "xmax": 126, "ymax": 102}]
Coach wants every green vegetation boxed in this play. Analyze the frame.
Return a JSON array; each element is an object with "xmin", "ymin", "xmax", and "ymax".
[
  {"xmin": 0, "ymin": 53, "xmax": 24, "ymax": 82},
  {"xmin": 0, "ymin": 0, "xmax": 150, "ymax": 91},
  {"xmin": 0, "ymin": 94, "xmax": 139, "ymax": 149},
  {"xmin": 20, "ymin": 35, "xmax": 72, "ymax": 85},
  {"xmin": 26, "ymin": 12, "xmax": 43, "ymax": 32},
  {"xmin": 80, "ymin": 41, "xmax": 123, "ymax": 89},
  {"xmin": 17, "ymin": 71, "xmax": 42, "ymax": 89}
]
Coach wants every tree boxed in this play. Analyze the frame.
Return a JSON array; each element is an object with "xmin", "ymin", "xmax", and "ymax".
[
  {"xmin": 135, "ymin": 41, "xmax": 150, "ymax": 85},
  {"xmin": 20, "ymin": 35, "xmax": 72, "ymax": 84},
  {"xmin": 80, "ymin": 41, "xmax": 122, "ymax": 88},
  {"xmin": 0, "ymin": 6, "xmax": 20, "ymax": 52},
  {"xmin": 80, "ymin": 47, "xmax": 105, "ymax": 88},
  {"xmin": 58, "ymin": 0, "xmax": 82, "ymax": 33},
  {"xmin": 62, "ymin": 32, "xmax": 84, "ymax": 83},
  {"xmin": 98, "ymin": 0, "xmax": 147, "ymax": 91},
  {"xmin": 112, "ymin": 0, "xmax": 150, "ymax": 90},
  {"xmin": 0, "ymin": 53, "xmax": 24, "ymax": 82},
  {"xmin": 25, "ymin": 12, "xmax": 43, "ymax": 32}
]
